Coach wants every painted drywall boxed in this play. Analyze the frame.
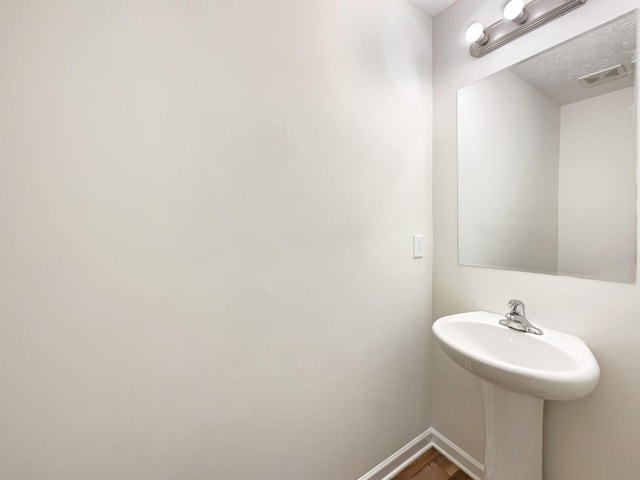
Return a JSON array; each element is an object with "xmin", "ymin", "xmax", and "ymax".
[
  {"xmin": 0, "ymin": 2, "xmax": 433, "ymax": 479},
  {"xmin": 432, "ymin": 2, "xmax": 640, "ymax": 480},
  {"xmin": 558, "ymin": 87, "xmax": 636, "ymax": 283},
  {"xmin": 458, "ymin": 69, "xmax": 560, "ymax": 273}
]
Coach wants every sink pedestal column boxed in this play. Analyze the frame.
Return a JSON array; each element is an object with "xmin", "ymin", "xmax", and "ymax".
[{"xmin": 482, "ymin": 381, "xmax": 543, "ymax": 480}]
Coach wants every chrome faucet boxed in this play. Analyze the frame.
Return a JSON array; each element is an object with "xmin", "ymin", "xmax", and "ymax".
[{"xmin": 499, "ymin": 299, "xmax": 543, "ymax": 335}]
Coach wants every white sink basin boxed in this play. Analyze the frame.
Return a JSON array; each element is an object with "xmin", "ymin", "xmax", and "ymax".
[{"xmin": 432, "ymin": 311, "xmax": 599, "ymax": 401}]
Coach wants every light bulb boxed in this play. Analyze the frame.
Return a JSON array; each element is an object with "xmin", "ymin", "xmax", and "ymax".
[
  {"xmin": 503, "ymin": 0, "xmax": 528, "ymax": 23},
  {"xmin": 465, "ymin": 23, "xmax": 488, "ymax": 45}
]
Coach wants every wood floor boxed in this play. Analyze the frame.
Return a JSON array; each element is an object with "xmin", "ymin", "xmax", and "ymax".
[{"xmin": 393, "ymin": 449, "xmax": 473, "ymax": 480}]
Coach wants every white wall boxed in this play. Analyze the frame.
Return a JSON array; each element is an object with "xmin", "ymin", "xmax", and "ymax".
[
  {"xmin": 458, "ymin": 69, "xmax": 560, "ymax": 273},
  {"xmin": 558, "ymin": 87, "xmax": 637, "ymax": 283},
  {"xmin": 433, "ymin": 2, "xmax": 640, "ymax": 479},
  {"xmin": 0, "ymin": 2, "xmax": 433, "ymax": 479}
]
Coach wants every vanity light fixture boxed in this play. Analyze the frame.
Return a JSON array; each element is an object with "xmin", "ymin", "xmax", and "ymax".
[
  {"xmin": 465, "ymin": 22, "xmax": 490, "ymax": 45},
  {"xmin": 467, "ymin": 0, "xmax": 589, "ymax": 58},
  {"xmin": 503, "ymin": 0, "xmax": 528, "ymax": 24}
]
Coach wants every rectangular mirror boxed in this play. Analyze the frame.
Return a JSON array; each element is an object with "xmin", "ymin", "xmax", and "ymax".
[{"xmin": 458, "ymin": 11, "xmax": 637, "ymax": 283}]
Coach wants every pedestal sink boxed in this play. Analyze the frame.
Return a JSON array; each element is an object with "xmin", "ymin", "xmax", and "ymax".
[{"xmin": 432, "ymin": 311, "xmax": 599, "ymax": 480}]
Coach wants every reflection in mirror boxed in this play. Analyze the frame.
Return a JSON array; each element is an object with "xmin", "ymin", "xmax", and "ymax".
[{"xmin": 458, "ymin": 11, "xmax": 637, "ymax": 283}]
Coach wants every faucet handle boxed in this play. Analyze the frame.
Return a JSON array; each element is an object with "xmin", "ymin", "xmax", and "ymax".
[{"xmin": 507, "ymin": 299, "xmax": 526, "ymax": 316}]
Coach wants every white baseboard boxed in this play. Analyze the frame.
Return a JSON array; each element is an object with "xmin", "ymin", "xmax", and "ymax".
[
  {"xmin": 428, "ymin": 429, "xmax": 484, "ymax": 480},
  {"xmin": 357, "ymin": 428, "xmax": 484, "ymax": 480},
  {"xmin": 356, "ymin": 430, "xmax": 432, "ymax": 480}
]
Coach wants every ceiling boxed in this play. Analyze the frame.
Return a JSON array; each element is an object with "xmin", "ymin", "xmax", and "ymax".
[
  {"xmin": 408, "ymin": 0, "xmax": 457, "ymax": 17},
  {"xmin": 510, "ymin": 11, "xmax": 636, "ymax": 106}
]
